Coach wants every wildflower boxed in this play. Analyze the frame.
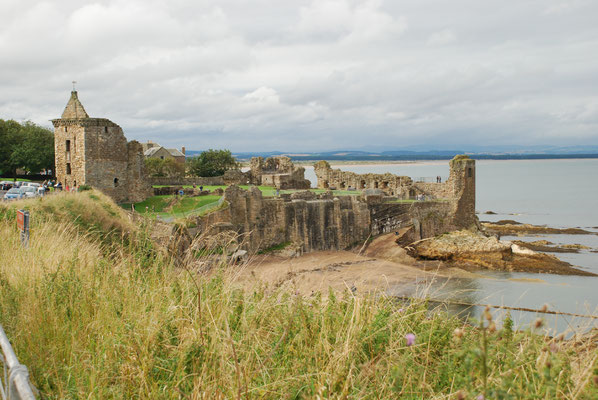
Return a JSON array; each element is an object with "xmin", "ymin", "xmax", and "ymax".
[
  {"xmin": 488, "ymin": 322, "xmax": 496, "ymax": 333},
  {"xmin": 483, "ymin": 306, "xmax": 492, "ymax": 322},
  {"xmin": 453, "ymin": 327, "xmax": 464, "ymax": 338},
  {"xmin": 405, "ymin": 333, "xmax": 416, "ymax": 346},
  {"xmin": 534, "ymin": 318, "xmax": 544, "ymax": 329},
  {"xmin": 540, "ymin": 304, "xmax": 549, "ymax": 313},
  {"xmin": 477, "ymin": 395, "xmax": 485, "ymax": 400},
  {"xmin": 556, "ymin": 333, "xmax": 565, "ymax": 342},
  {"xmin": 398, "ymin": 308, "xmax": 405, "ymax": 313}
]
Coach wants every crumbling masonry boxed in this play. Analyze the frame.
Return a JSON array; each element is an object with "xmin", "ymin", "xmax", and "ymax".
[
  {"xmin": 52, "ymin": 91, "xmax": 152, "ymax": 203},
  {"xmin": 188, "ymin": 156, "xmax": 476, "ymax": 253}
]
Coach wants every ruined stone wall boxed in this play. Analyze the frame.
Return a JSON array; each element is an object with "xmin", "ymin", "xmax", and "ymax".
[
  {"xmin": 189, "ymin": 156, "xmax": 476, "ymax": 254},
  {"xmin": 248, "ymin": 156, "xmax": 311, "ymax": 189},
  {"xmin": 314, "ymin": 161, "xmax": 413, "ymax": 196},
  {"xmin": 126, "ymin": 141, "xmax": 154, "ymax": 203},
  {"xmin": 368, "ymin": 200, "xmax": 457, "ymax": 240},
  {"xmin": 83, "ymin": 122, "xmax": 129, "ymax": 202},
  {"xmin": 447, "ymin": 156, "xmax": 477, "ymax": 229},
  {"xmin": 196, "ymin": 186, "xmax": 370, "ymax": 253}
]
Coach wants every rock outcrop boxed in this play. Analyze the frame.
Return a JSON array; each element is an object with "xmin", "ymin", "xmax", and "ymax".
[{"xmin": 405, "ymin": 230, "xmax": 596, "ymax": 276}]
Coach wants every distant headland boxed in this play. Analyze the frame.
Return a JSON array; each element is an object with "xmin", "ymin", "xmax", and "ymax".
[{"xmin": 183, "ymin": 149, "xmax": 598, "ymax": 162}]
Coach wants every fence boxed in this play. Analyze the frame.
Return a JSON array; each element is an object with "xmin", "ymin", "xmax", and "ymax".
[
  {"xmin": 0, "ymin": 324, "xmax": 36, "ymax": 399},
  {"xmin": 414, "ymin": 176, "xmax": 448, "ymax": 183}
]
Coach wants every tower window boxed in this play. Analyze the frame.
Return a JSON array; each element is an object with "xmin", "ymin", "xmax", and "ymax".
[
  {"xmin": 468, "ymin": 168, "xmax": 472, "ymax": 178},
  {"xmin": 66, "ymin": 163, "xmax": 71, "ymax": 175},
  {"xmin": 66, "ymin": 140, "xmax": 71, "ymax": 152},
  {"xmin": 104, "ymin": 126, "xmax": 108, "ymax": 133},
  {"xmin": 114, "ymin": 177, "xmax": 119, "ymax": 187}
]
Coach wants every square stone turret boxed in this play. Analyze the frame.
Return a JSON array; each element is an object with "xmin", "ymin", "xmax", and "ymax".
[{"xmin": 51, "ymin": 91, "xmax": 152, "ymax": 203}]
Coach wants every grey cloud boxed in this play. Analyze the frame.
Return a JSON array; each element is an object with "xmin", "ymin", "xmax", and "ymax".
[{"xmin": 0, "ymin": 0, "xmax": 597, "ymax": 152}]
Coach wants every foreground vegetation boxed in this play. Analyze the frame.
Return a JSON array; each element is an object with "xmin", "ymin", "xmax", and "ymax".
[{"xmin": 1, "ymin": 191, "xmax": 597, "ymax": 398}]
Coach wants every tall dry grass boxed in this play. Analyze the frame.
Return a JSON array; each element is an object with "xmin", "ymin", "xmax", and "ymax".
[{"xmin": 0, "ymin": 191, "xmax": 596, "ymax": 399}]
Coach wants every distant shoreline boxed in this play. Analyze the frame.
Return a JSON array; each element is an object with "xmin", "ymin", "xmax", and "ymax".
[{"xmin": 234, "ymin": 154, "xmax": 598, "ymax": 165}]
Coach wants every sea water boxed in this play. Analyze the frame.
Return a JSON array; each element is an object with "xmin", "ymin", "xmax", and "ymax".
[{"xmin": 304, "ymin": 159, "xmax": 598, "ymax": 333}]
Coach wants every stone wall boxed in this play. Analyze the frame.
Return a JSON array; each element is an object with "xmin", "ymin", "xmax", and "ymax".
[
  {"xmin": 187, "ymin": 156, "xmax": 477, "ymax": 254},
  {"xmin": 248, "ymin": 156, "xmax": 311, "ymax": 189},
  {"xmin": 314, "ymin": 160, "xmax": 413, "ymax": 196},
  {"xmin": 194, "ymin": 186, "xmax": 370, "ymax": 253}
]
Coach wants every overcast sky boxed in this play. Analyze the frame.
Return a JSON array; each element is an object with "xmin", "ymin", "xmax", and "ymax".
[{"xmin": 1, "ymin": 0, "xmax": 597, "ymax": 152}]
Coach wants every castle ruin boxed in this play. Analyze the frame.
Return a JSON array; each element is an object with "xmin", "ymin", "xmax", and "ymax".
[
  {"xmin": 248, "ymin": 156, "xmax": 311, "ymax": 189},
  {"xmin": 187, "ymin": 155, "xmax": 477, "ymax": 253},
  {"xmin": 52, "ymin": 91, "xmax": 152, "ymax": 203}
]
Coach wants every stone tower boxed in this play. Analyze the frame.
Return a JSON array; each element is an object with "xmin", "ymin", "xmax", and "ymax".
[
  {"xmin": 51, "ymin": 91, "xmax": 152, "ymax": 203},
  {"xmin": 447, "ymin": 155, "xmax": 476, "ymax": 228}
]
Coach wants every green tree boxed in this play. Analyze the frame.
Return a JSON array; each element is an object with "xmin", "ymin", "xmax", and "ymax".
[
  {"xmin": 186, "ymin": 149, "xmax": 239, "ymax": 177},
  {"xmin": 10, "ymin": 121, "xmax": 55, "ymax": 174},
  {"xmin": 145, "ymin": 157, "xmax": 185, "ymax": 178},
  {"xmin": 0, "ymin": 119, "xmax": 25, "ymax": 176},
  {"xmin": 1, "ymin": 119, "xmax": 54, "ymax": 177}
]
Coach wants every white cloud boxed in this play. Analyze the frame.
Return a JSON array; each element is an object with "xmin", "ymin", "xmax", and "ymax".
[
  {"xmin": 0, "ymin": 0, "xmax": 597, "ymax": 151},
  {"xmin": 427, "ymin": 29, "xmax": 456, "ymax": 46}
]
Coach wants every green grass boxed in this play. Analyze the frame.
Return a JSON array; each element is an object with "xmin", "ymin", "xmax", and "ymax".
[
  {"xmin": 385, "ymin": 199, "xmax": 417, "ymax": 204},
  {"xmin": 125, "ymin": 185, "xmax": 360, "ymax": 221},
  {"xmin": 257, "ymin": 241, "xmax": 292, "ymax": 254},
  {"xmin": 0, "ymin": 192, "xmax": 597, "ymax": 398},
  {"xmin": 0, "ymin": 177, "xmax": 32, "ymax": 182},
  {"xmin": 122, "ymin": 195, "xmax": 222, "ymax": 219},
  {"xmin": 152, "ymin": 184, "xmax": 360, "ymax": 197}
]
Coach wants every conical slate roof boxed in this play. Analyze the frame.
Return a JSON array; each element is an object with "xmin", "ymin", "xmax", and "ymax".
[{"xmin": 61, "ymin": 91, "xmax": 89, "ymax": 119}]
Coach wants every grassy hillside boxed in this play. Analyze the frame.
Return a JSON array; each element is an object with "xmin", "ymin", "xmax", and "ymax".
[{"xmin": 0, "ymin": 191, "xmax": 597, "ymax": 398}]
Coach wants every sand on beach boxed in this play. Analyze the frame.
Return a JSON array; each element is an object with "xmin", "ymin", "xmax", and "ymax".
[{"xmin": 232, "ymin": 233, "xmax": 453, "ymax": 296}]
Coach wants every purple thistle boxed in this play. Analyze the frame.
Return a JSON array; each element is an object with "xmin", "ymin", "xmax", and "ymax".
[
  {"xmin": 405, "ymin": 333, "xmax": 416, "ymax": 346},
  {"xmin": 476, "ymin": 395, "xmax": 485, "ymax": 400}
]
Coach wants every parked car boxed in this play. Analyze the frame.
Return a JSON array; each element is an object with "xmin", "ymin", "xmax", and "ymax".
[
  {"xmin": 21, "ymin": 186, "xmax": 37, "ymax": 198},
  {"xmin": 0, "ymin": 181, "xmax": 13, "ymax": 190},
  {"xmin": 3, "ymin": 187, "xmax": 25, "ymax": 200}
]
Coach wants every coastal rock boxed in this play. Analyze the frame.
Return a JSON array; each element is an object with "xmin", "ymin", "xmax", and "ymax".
[
  {"xmin": 482, "ymin": 221, "xmax": 595, "ymax": 236},
  {"xmin": 405, "ymin": 230, "xmax": 596, "ymax": 276},
  {"xmin": 512, "ymin": 240, "xmax": 588, "ymax": 253}
]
